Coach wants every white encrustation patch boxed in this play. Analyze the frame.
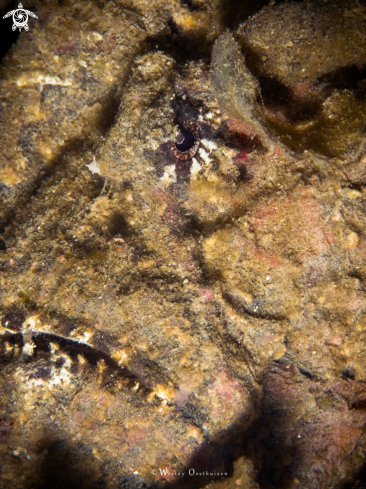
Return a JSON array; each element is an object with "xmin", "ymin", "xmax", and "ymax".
[
  {"xmin": 16, "ymin": 73, "xmax": 72, "ymax": 89},
  {"xmin": 25, "ymin": 365, "xmax": 73, "ymax": 389},
  {"xmin": 87, "ymin": 156, "xmax": 101, "ymax": 175},
  {"xmin": 25, "ymin": 375, "xmax": 44, "ymax": 388},
  {"xmin": 201, "ymin": 138, "xmax": 217, "ymax": 152},
  {"xmin": 14, "ymin": 356, "xmax": 75, "ymax": 414},
  {"xmin": 83, "ymin": 331, "xmax": 93, "ymax": 343},
  {"xmin": 22, "ymin": 315, "xmax": 53, "ymax": 333},
  {"xmin": 161, "ymin": 164, "xmax": 177, "ymax": 184},
  {"xmin": 97, "ymin": 359, "xmax": 108, "ymax": 374},
  {"xmin": 22, "ymin": 341, "xmax": 36, "ymax": 356},
  {"xmin": 23, "ymin": 315, "xmax": 36, "ymax": 330},
  {"xmin": 49, "ymin": 342, "xmax": 59, "ymax": 355},
  {"xmin": 198, "ymin": 147, "xmax": 212, "ymax": 165},
  {"xmin": 190, "ymin": 158, "xmax": 201, "ymax": 177},
  {"xmin": 93, "ymin": 32, "xmax": 103, "ymax": 41},
  {"xmin": 51, "ymin": 366, "xmax": 72, "ymax": 387},
  {"xmin": 70, "ymin": 329, "xmax": 93, "ymax": 345},
  {"xmin": 4, "ymin": 342, "xmax": 13, "ymax": 353},
  {"xmin": 148, "ymin": 138, "xmax": 159, "ymax": 150},
  {"xmin": 78, "ymin": 354, "xmax": 87, "ymax": 365},
  {"xmin": 112, "ymin": 349, "xmax": 129, "ymax": 366}
]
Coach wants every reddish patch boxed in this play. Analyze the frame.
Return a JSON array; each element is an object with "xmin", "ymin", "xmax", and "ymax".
[
  {"xmin": 290, "ymin": 81, "xmax": 314, "ymax": 101},
  {"xmin": 0, "ymin": 418, "xmax": 14, "ymax": 437},
  {"xmin": 199, "ymin": 289, "xmax": 214, "ymax": 302},
  {"xmin": 251, "ymin": 194, "xmax": 337, "ymax": 260},
  {"xmin": 127, "ymin": 428, "xmax": 146, "ymax": 446},
  {"xmin": 253, "ymin": 249, "xmax": 282, "ymax": 268},
  {"xmin": 161, "ymin": 197, "xmax": 178, "ymax": 223},
  {"xmin": 64, "ymin": 291, "xmax": 75, "ymax": 303},
  {"xmin": 225, "ymin": 118, "xmax": 256, "ymax": 138},
  {"xmin": 37, "ymin": 10, "xmax": 52, "ymax": 24},
  {"xmin": 56, "ymin": 38, "xmax": 79, "ymax": 55},
  {"xmin": 273, "ymin": 145, "xmax": 283, "ymax": 157},
  {"xmin": 351, "ymin": 236, "xmax": 366, "ymax": 265},
  {"xmin": 153, "ymin": 187, "xmax": 170, "ymax": 202},
  {"xmin": 255, "ymin": 335, "xmax": 275, "ymax": 346},
  {"xmin": 219, "ymin": 117, "xmax": 264, "ymax": 152},
  {"xmin": 300, "ymin": 194, "xmax": 337, "ymax": 250},
  {"xmin": 233, "ymin": 150, "xmax": 248, "ymax": 162},
  {"xmin": 325, "ymin": 379, "xmax": 366, "ymax": 410},
  {"xmin": 259, "ymin": 362, "xmax": 366, "ymax": 488},
  {"xmin": 152, "ymin": 465, "xmax": 177, "ymax": 483},
  {"xmin": 252, "ymin": 200, "xmax": 286, "ymax": 224},
  {"xmin": 95, "ymin": 35, "xmax": 118, "ymax": 54},
  {"xmin": 175, "ymin": 159, "xmax": 192, "ymax": 184}
]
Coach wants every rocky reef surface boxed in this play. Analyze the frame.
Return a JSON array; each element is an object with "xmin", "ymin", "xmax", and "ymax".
[{"xmin": 1, "ymin": 0, "xmax": 366, "ymax": 488}]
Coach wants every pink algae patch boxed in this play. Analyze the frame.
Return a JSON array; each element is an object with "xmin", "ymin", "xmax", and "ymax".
[
  {"xmin": 251, "ymin": 199, "xmax": 289, "ymax": 225},
  {"xmin": 290, "ymin": 81, "xmax": 315, "ymax": 100},
  {"xmin": 225, "ymin": 117, "xmax": 256, "ymax": 138},
  {"xmin": 56, "ymin": 38, "xmax": 79, "ymax": 55},
  {"xmin": 251, "ymin": 193, "xmax": 337, "ymax": 260},
  {"xmin": 233, "ymin": 150, "xmax": 248, "ymax": 162},
  {"xmin": 126, "ymin": 428, "xmax": 146, "ymax": 446},
  {"xmin": 199, "ymin": 289, "xmax": 215, "ymax": 302},
  {"xmin": 273, "ymin": 145, "xmax": 283, "ymax": 157},
  {"xmin": 253, "ymin": 249, "xmax": 282, "ymax": 268},
  {"xmin": 255, "ymin": 335, "xmax": 275, "ymax": 346},
  {"xmin": 207, "ymin": 367, "xmax": 251, "ymax": 422}
]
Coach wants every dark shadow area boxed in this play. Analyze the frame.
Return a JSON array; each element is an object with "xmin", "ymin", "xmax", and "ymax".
[
  {"xmin": 318, "ymin": 64, "xmax": 366, "ymax": 97},
  {"xmin": 219, "ymin": 0, "xmax": 270, "ymax": 30},
  {"xmin": 32, "ymin": 437, "xmax": 107, "ymax": 489},
  {"xmin": 167, "ymin": 440, "xmax": 235, "ymax": 489},
  {"xmin": 0, "ymin": 135, "xmax": 105, "ymax": 237},
  {"xmin": 0, "ymin": 0, "xmax": 20, "ymax": 63},
  {"xmin": 0, "ymin": 26, "xmax": 19, "ymax": 63},
  {"xmin": 215, "ymin": 117, "xmax": 267, "ymax": 152},
  {"xmin": 108, "ymin": 211, "xmax": 133, "ymax": 239},
  {"xmin": 145, "ymin": 18, "xmax": 212, "ymax": 65},
  {"xmin": 1, "ymin": 308, "xmax": 25, "ymax": 331},
  {"xmin": 180, "ymin": 0, "xmax": 200, "ymax": 11},
  {"xmin": 94, "ymin": 87, "xmax": 124, "ymax": 136},
  {"xmin": 339, "ymin": 462, "xmax": 366, "ymax": 489},
  {"xmin": 257, "ymin": 75, "xmax": 323, "ymax": 124}
]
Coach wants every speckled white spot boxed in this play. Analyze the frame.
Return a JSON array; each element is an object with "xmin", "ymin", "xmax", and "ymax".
[
  {"xmin": 198, "ymin": 147, "xmax": 211, "ymax": 165},
  {"xmin": 87, "ymin": 156, "xmax": 101, "ymax": 175},
  {"xmin": 201, "ymin": 139, "xmax": 217, "ymax": 152},
  {"xmin": 22, "ymin": 341, "xmax": 35, "ymax": 356},
  {"xmin": 16, "ymin": 73, "xmax": 72, "ymax": 89},
  {"xmin": 161, "ymin": 165, "xmax": 177, "ymax": 184},
  {"xmin": 93, "ymin": 32, "xmax": 103, "ymax": 41},
  {"xmin": 190, "ymin": 158, "xmax": 201, "ymax": 177}
]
